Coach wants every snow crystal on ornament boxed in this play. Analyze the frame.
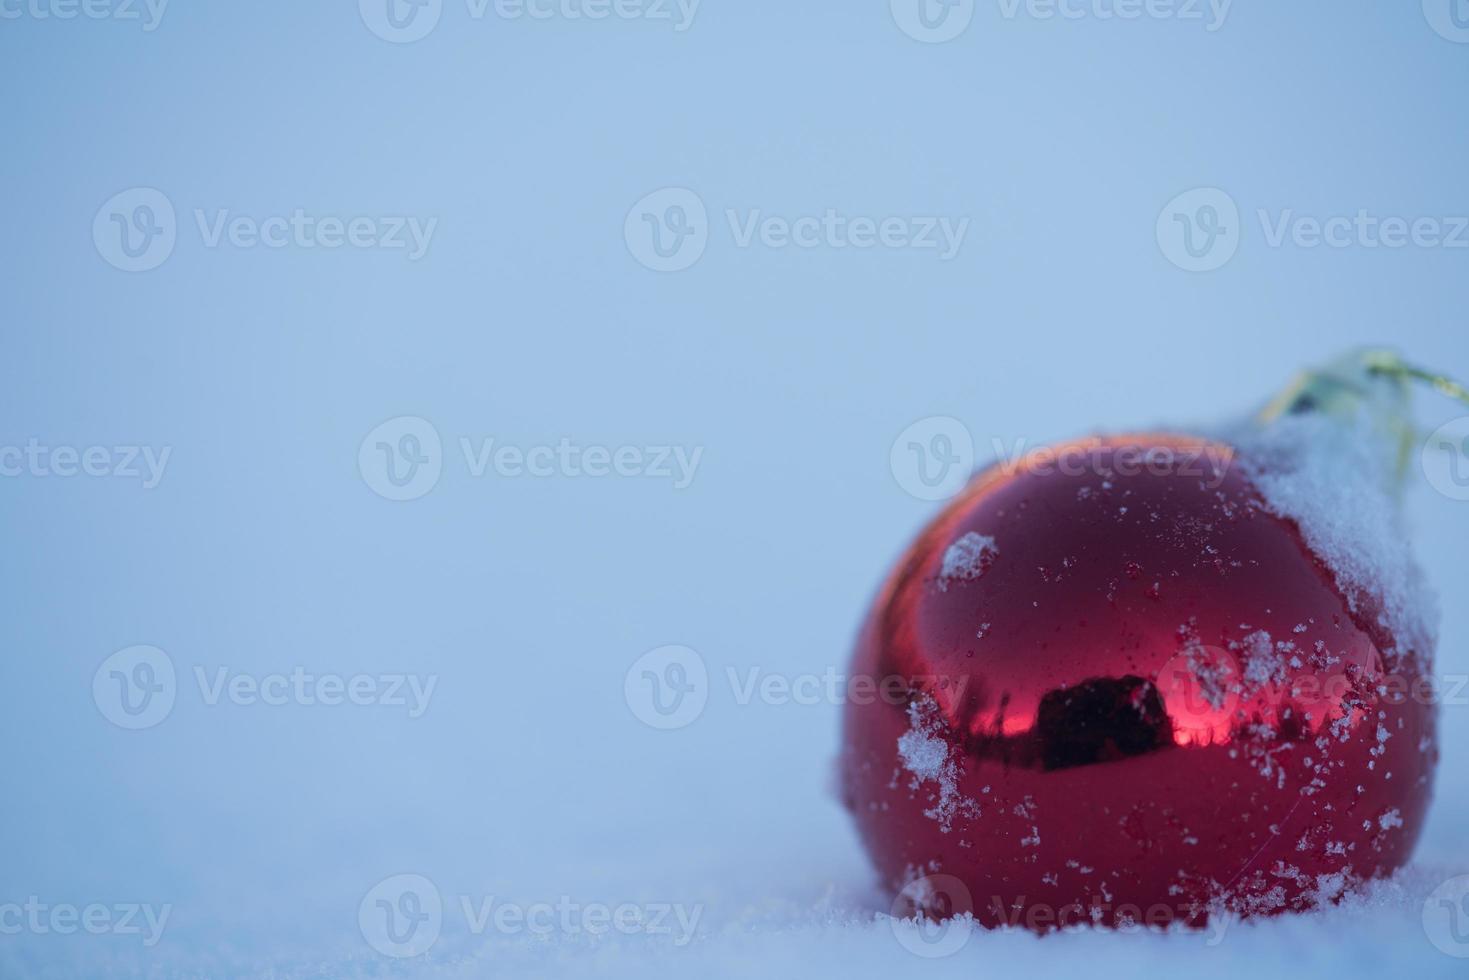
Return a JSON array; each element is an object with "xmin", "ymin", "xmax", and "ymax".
[
  {"xmin": 1240, "ymin": 629, "xmax": 1284, "ymax": 689},
  {"xmin": 897, "ymin": 697, "xmax": 977, "ymax": 832},
  {"xmin": 1227, "ymin": 389, "xmax": 1438, "ymax": 669},
  {"xmin": 937, "ymin": 532, "xmax": 998, "ymax": 591}
]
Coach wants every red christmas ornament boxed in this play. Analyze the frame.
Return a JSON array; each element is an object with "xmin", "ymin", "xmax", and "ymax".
[{"xmin": 842, "ymin": 351, "xmax": 1459, "ymax": 931}]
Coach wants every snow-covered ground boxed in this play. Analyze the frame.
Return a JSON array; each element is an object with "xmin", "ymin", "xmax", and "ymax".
[{"xmin": 2, "ymin": 3, "xmax": 1468, "ymax": 977}]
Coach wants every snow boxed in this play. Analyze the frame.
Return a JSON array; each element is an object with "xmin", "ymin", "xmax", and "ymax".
[
  {"xmin": 896, "ymin": 703, "xmax": 951, "ymax": 782},
  {"xmin": 1240, "ymin": 629, "xmax": 1284, "ymax": 689},
  {"xmin": 7, "ymin": 874, "xmax": 1469, "ymax": 978},
  {"xmin": 1229, "ymin": 380, "xmax": 1439, "ymax": 670},
  {"xmin": 897, "ymin": 697, "xmax": 978, "ymax": 832},
  {"xmin": 5, "ymin": 5, "xmax": 1469, "ymax": 980},
  {"xmin": 937, "ymin": 532, "xmax": 999, "ymax": 590}
]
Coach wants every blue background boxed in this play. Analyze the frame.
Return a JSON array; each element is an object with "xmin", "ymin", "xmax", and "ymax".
[{"xmin": 2, "ymin": 2, "xmax": 1468, "ymax": 976}]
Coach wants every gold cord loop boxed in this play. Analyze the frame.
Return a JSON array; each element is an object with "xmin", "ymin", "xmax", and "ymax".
[{"xmin": 1362, "ymin": 350, "xmax": 1469, "ymax": 409}]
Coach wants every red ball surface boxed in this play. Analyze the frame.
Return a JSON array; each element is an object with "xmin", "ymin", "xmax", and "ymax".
[{"xmin": 841, "ymin": 435, "xmax": 1436, "ymax": 930}]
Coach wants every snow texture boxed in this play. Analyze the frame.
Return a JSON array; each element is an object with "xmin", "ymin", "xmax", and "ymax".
[
  {"xmin": 1229, "ymin": 395, "xmax": 1439, "ymax": 670},
  {"xmin": 937, "ymin": 532, "xmax": 999, "ymax": 591},
  {"xmin": 5, "ymin": 6, "xmax": 1469, "ymax": 980},
  {"xmin": 4, "ymin": 872, "xmax": 1468, "ymax": 979},
  {"xmin": 897, "ymin": 697, "xmax": 978, "ymax": 832}
]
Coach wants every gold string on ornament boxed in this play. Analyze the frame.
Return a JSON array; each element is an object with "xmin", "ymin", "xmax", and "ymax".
[{"xmin": 1363, "ymin": 350, "xmax": 1469, "ymax": 409}]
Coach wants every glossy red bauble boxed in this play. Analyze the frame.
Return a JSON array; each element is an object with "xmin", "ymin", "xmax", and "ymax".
[{"xmin": 841, "ymin": 433, "xmax": 1437, "ymax": 930}]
